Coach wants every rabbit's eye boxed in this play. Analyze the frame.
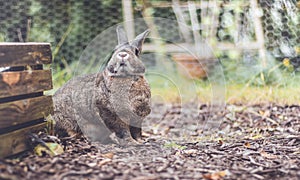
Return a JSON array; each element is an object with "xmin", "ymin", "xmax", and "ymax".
[
  {"xmin": 108, "ymin": 65, "xmax": 114, "ymax": 73},
  {"xmin": 135, "ymin": 48, "xmax": 140, "ymax": 56}
]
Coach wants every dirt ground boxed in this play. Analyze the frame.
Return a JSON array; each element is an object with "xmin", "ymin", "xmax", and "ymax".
[{"xmin": 1, "ymin": 103, "xmax": 299, "ymax": 180}]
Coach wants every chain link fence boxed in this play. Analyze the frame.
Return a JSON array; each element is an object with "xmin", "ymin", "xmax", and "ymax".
[
  {"xmin": 261, "ymin": 0, "xmax": 299, "ymax": 57},
  {"xmin": 0, "ymin": 0, "xmax": 299, "ymax": 72},
  {"xmin": 0, "ymin": 0, "xmax": 122, "ymax": 65}
]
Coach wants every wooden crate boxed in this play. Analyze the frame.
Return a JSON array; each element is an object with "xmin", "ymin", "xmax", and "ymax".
[{"xmin": 0, "ymin": 43, "xmax": 53, "ymax": 158}]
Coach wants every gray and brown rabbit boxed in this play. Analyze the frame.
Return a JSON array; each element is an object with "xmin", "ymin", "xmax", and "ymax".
[{"xmin": 53, "ymin": 26, "xmax": 151, "ymax": 144}]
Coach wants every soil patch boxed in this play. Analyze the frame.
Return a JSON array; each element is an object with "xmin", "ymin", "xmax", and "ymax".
[{"xmin": 1, "ymin": 103, "xmax": 299, "ymax": 180}]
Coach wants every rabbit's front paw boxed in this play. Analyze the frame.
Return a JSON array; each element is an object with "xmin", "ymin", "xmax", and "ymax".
[
  {"xmin": 118, "ymin": 137, "xmax": 140, "ymax": 146},
  {"xmin": 109, "ymin": 131, "xmax": 138, "ymax": 146}
]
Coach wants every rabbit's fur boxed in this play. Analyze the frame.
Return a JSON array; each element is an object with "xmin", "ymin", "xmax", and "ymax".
[{"xmin": 53, "ymin": 27, "xmax": 151, "ymax": 144}]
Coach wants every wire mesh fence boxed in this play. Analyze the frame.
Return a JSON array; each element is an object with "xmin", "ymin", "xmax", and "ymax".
[
  {"xmin": 0, "ymin": 0, "xmax": 122, "ymax": 64},
  {"xmin": 0, "ymin": 0, "xmax": 299, "ymax": 72}
]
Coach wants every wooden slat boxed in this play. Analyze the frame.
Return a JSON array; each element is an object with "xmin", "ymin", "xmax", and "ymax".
[
  {"xmin": 143, "ymin": 42, "xmax": 262, "ymax": 53},
  {"xmin": 122, "ymin": 0, "xmax": 135, "ymax": 40},
  {"xmin": 0, "ymin": 43, "xmax": 52, "ymax": 67},
  {"xmin": 0, "ymin": 123, "xmax": 46, "ymax": 158},
  {"xmin": 0, "ymin": 96, "xmax": 53, "ymax": 129},
  {"xmin": 149, "ymin": 1, "xmax": 250, "ymax": 8},
  {"xmin": 0, "ymin": 69, "xmax": 52, "ymax": 98}
]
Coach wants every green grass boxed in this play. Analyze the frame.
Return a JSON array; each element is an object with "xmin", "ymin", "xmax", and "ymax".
[
  {"xmin": 150, "ymin": 82, "xmax": 300, "ymax": 105},
  {"xmin": 148, "ymin": 72, "xmax": 300, "ymax": 105},
  {"xmin": 50, "ymin": 59, "xmax": 300, "ymax": 105},
  {"xmin": 225, "ymin": 84, "xmax": 300, "ymax": 105}
]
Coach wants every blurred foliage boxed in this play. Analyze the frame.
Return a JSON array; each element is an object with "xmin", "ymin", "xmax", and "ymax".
[
  {"xmin": 0, "ymin": 0, "xmax": 122, "ymax": 65},
  {"xmin": 219, "ymin": 51, "xmax": 300, "ymax": 87}
]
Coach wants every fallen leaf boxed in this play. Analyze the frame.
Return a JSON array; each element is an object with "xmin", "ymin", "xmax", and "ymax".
[
  {"xmin": 183, "ymin": 149, "xmax": 198, "ymax": 155},
  {"xmin": 142, "ymin": 132, "xmax": 151, "ymax": 137},
  {"xmin": 34, "ymin": 142, "xmax": 64, "ymax": 157},
  {"xmin": 260, "ymin": 150, "xmax": 277, "ymax": 159},
  {"xmin": 244, "ymin": 142, "xmax": 251, "ymax": 148},
  {"xmin": 218, "ymin": 139, "xmax": 223, "ymax": 145},
  {"xmin": 102, "ymin": 152, "xmax": 114, "ymax": 159},
  {"xmin": 98, "ymin": 159, "xmax": 111, "ymax": 167},
  {"xmin": 250, "ymin": 134, "xmax": 263, "ymax": 140},
  {"xmin": 203, "ymin": 171, "xmax": 227, "ymax": 180},
  {"xmin": 87, "ymin": 162, "xmax": 97, "ymax": 167}
]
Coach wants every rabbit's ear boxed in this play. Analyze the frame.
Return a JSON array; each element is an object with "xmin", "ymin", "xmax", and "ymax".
[
  {"xmin": 116, "ymin": 26, "xmax": 128, "ymax": 45},
  {"xmin": 131, "ymin": 29, "xmax": 150, "ymax": 55}
]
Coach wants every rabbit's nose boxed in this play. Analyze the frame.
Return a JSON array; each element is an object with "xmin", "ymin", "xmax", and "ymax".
[{"xmin": 117, "ymin": 52, "xmax": 128, "ymax": 59}]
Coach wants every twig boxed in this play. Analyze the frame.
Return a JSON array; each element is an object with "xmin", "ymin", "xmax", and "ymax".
[
  {"xmin": 58, "ymin": 169, "xmax": 93, "ymax": 180},
  {"xmin": 246, "ymin": 109, "xmax": 279, "ymax": 126},
  {"xmin": 252, "ymin": 173, "xmax": 265, "ymax": 180},
  {"xmin": 17, "ymin": 28, "xmax": 24, "ymax": 42},
  {"xmin": 249, "ymin": 156, "xmax": 267, "ymax": 168},
  {"xmin": 26, "ymin": 17, "xmax": 32, "ymax": 42},
  {"xmin": 52, "ymin": 23, "xmax": 74, "ymax": 60},
  {"xmin": 61, "ymin": 57, "xmax": 73, "ymax": 75}
]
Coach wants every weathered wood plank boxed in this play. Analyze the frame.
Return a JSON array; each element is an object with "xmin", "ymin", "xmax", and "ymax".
[
  {"xmin": 0, "ymin": 123, "xmax": 46, "ymax": 158},
  {"xmin": 0, "ymin": 43, "xmax": 52, "ymax": 67},
  {"xmin": 0, "ymin": 69, "xmax": 52, "ymax": 98},
  {"xmin": 0, "ymin": 96, "xmax": 53, "ymax": 129}
]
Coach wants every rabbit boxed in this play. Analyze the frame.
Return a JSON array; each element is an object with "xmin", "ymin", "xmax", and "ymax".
[{"xmin": 53, "ymin": 26, "xmax": 151, "ymax": 144}]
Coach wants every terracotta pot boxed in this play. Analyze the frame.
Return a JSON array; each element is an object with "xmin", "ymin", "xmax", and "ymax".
[{"xmin": 172, "ymin": 54, "xmax": 208, "ymax": 79}]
